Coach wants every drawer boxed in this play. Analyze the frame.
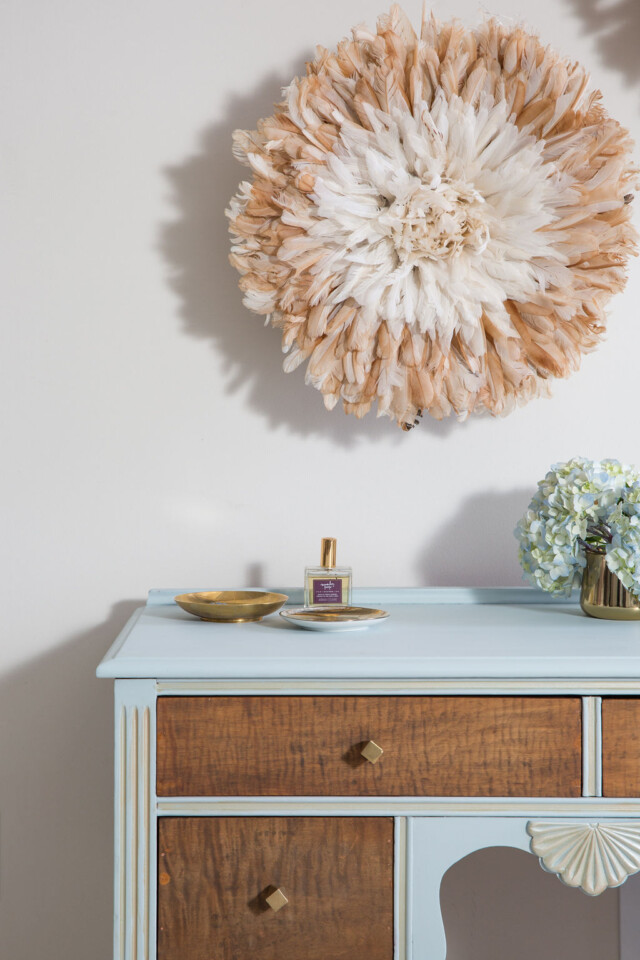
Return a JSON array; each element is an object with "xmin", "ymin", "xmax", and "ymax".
[
  {"xmin": 157, "ymin": 817, "xmax": 394, "ymax": 960},
  {"xmin": 156, "ymin": 695, "xmax": 582, "ymax": 797},
  {"xmin": 602, "ymin": 698, "xmax": 640, "ymax": 796}
]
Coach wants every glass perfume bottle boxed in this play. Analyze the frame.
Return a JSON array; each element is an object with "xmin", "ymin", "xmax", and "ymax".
[{"xmin": 304, "ymin": 537, "xmax": 352, "ymax": 606}]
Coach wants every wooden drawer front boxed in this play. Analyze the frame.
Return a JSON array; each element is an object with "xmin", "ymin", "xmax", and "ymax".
[
  {"xmin": 156, "ymin": 695, "xmax": 582, "ymax": 797},
  {"xmin": 157, "ymin": 817, "xmax": 394, "ymax": 960},
  {"xmin": 602, "ymin": 698, "xmax": 640, "ymax": 796}
]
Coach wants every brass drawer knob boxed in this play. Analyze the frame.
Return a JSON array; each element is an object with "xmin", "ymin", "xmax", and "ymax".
[
  {"xmin": 361, "ymin": 740, "xmax": 384, "ymax": 764},
  {"xmin": 265, "ymin": 887, "xmax": 288, "ymax": 912}
]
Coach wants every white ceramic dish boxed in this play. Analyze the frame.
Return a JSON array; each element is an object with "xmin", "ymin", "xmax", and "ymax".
[{"xmin": 279, "ymin": 605, "xmax": 389, "ymax": 632}]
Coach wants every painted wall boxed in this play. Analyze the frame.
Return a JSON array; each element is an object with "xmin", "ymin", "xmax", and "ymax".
[{"xmin": 1, "ymin": 0, "xmax": 638, "ymax": 955}]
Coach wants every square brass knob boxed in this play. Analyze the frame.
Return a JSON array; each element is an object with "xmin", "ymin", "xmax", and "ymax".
[
  {"xmin": 361, "ymin": 740, "xmax": 384, "ymax": 764},
  {"xmin": 265, "ymin": 887, "xmax": 289, "ymax": 912}
]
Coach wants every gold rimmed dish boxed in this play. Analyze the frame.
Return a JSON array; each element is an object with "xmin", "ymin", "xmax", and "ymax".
[
  {"xmin": 174, "ymin": 591, "xmax": 289, "ymax": 623},
  {"xmin": 280, "ymin": 605, "xmax": 389, "ymax": 632}
]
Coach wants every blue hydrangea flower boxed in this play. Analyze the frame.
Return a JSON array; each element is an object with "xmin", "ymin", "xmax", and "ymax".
[{"xmin": 515, "ymin": 458, "xmax": 640, "ymax": 598}]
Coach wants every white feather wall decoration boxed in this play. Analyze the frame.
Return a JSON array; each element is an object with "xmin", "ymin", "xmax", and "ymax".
[{"xmin": 227, "ymin": 6, "xmax": 638, "ymax": 429}]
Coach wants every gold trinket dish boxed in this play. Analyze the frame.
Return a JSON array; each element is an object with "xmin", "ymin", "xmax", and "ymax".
[
  {"xmin": 174, "ymin": 591, "xmax": 288, "ymax": 623},
  {"xmin": 280, "ymin": 605, "xmax": 389, "ymax": 632}
]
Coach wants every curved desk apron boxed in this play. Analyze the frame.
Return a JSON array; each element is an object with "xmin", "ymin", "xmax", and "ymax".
[{"xmin": 97, "ymin": 587, "xmax": 640, "ymax": 960}]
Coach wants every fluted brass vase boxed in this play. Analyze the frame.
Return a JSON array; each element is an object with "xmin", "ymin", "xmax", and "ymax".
[{"xmin": 580, "ymin": 552, "xmax": 640, "ymax": 620}]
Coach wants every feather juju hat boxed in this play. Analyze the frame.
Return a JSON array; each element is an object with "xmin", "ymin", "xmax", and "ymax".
[{"xmin": 227, "ymin": 6, "xmax": 638, "ymax": 429}]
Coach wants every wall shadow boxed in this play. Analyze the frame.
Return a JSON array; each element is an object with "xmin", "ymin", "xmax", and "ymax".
[
  {"xmin": 159, "ymin": 65, "xmax": 455, "ymax": 446},
  {"xmin": 441, "ymin": 846, "xmax": 619, "ymax": 960},
  {"xmin": 0, "ymin": 600, "xmax": 142, "ymax": 960},
  {"xmin": 566, "ymin": 0, "xmax": 640, "ymax": 88},
  {"xmin": 417, "ymin": 488, "xmax": 532, "ymax": 586}
]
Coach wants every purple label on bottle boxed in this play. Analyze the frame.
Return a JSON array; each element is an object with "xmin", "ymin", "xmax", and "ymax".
[{"xmin": 313, "ymin": 578, "xmax": 343, "ymax": 603}]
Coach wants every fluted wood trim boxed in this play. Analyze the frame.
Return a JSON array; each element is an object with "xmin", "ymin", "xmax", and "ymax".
[
  {"xmin": 114, "ymin": 682, "xmax": 157, "ymax": 960},
  {"xmin": 118, "ymin": 707, "xmax": 126, "ymax": 960},
  {"xmin": 130, "ymin": 707, "xmax": 138, "ymax": 960},
  {"xmin": 142, "ymin": 707, "xmax": 150, "ymax": 960}
]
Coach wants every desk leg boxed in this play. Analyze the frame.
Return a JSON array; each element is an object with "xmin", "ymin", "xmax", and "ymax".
[
  {"xmin": 620, "ymin": 876, "xmax": 640, "ymax": 960},
  {"xmin": 408, "ymin": 817, "xmax": 532, "ymax": 960},
  {"xmin": 409, "ymin": 817, "xmax": 640, "ymax": 959},
  {"xmin": 113, "ymin": 679, "xmax": 157, "ymax": 960}
]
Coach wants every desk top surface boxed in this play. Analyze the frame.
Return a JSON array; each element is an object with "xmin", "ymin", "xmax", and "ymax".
[{"xmin": 96, "ymin": 587, "xmax": 640, "ymax": 681}]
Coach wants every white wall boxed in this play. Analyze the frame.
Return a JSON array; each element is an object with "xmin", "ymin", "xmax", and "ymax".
[{"xmin": 1, "ymin": 0, "xmax": 638, "ymax": 956}]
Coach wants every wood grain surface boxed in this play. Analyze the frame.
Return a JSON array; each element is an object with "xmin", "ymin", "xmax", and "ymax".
[
  {"xmin": 157, "ymin": 817, "xmax": 394, "ymax": 960},
  {"xmin": 156, "ymin": 695, "xmax": 582, "ymax": 797},
  {"xmin": 602, "ymin": 698, "xmax": 640, "ymax": 796}
]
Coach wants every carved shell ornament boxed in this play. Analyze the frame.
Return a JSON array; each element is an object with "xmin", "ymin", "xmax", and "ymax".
[
  {"xmin": 527, "ymin": 821, "xmax": 640, "ymax": 896},
  {"xmin": 227, "ymin": 6, "xmax": 638, "ymax": 429}
]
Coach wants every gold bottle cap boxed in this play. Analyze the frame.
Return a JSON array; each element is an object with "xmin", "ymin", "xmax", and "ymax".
[{"xmin": 321, "ymin": 537, "xmax": 337, "ymax": 569}]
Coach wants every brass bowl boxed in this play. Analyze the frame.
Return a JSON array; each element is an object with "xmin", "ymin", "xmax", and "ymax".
[{"xmin": 174, "ymin": 590, "xmax": 288, "ymax": 623}]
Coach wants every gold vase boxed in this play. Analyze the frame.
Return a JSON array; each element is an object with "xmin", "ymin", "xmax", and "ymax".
[{"xmin": 580, "ymin": 551, "xmax": 640, "ymax": 620}]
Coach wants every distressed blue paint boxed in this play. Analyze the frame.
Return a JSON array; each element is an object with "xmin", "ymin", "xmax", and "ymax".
[
  {"xmin": 97, "ymin": 587, "xmax": 640, "ymax": 680},
  {"xmin": 100, "ymin": 588, "xmax": 640, "ymax": 960}
]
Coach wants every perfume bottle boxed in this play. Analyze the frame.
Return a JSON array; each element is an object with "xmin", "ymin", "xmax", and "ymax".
[{"xmin": 304, "ymin": 537, "xmax": 352, "ymax": 606}]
